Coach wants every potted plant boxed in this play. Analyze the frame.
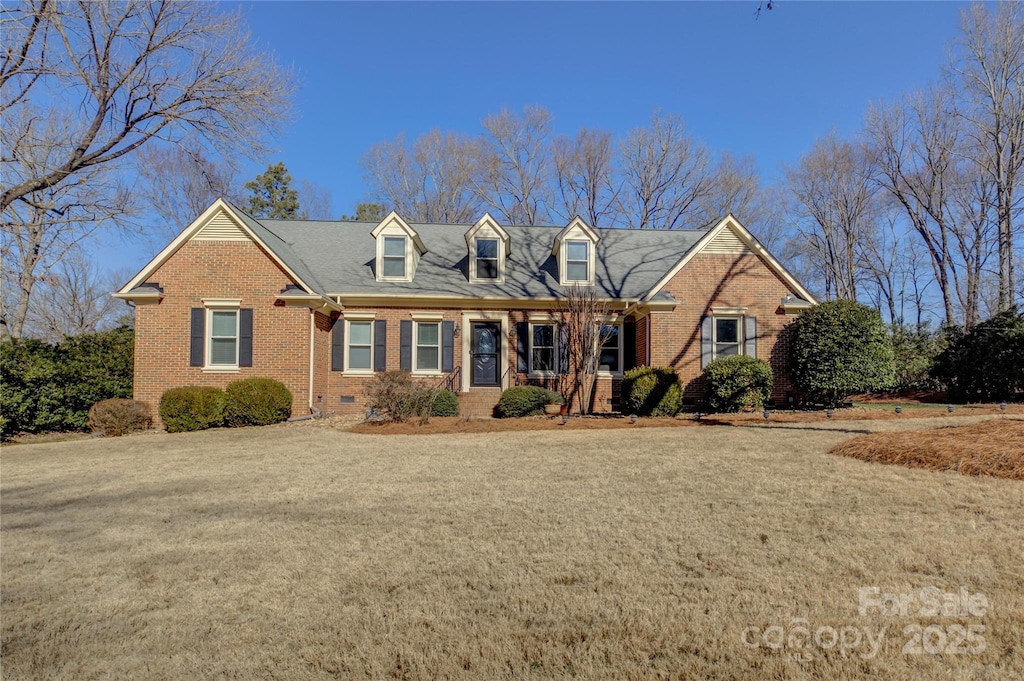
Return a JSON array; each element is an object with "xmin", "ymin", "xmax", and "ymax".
[{"xmin": 544, "ymin": 391, "xmax": 566, "ymax": 416}]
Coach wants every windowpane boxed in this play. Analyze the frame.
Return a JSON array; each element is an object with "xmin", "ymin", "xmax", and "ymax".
[
  {"xmin": 417, "ymin": 322, "xmax": 439, "ymax": 345},
  {"xmin": 349, "ymin": 346, "xmax": 371, "ymax": 369},
  {"xmin": 476, "ymin": 238, "xmax": 498, "ymax": 259},
  {"xmin": 417, "ymin": 347, "xmax": 439, "ymax": 371},
  {"xmin": 477, "ymin": 258, "xmax": 498, "ymax": 279},
  {"xmin": 716, "ymin": 319, "xmax": 738, "ymax": 344},
  {"xmin": 566, "ymin": 261, "xmax": 588, "ymax": 281},
  {"xmin": 211, "ymin": 310, "xmax": 236, "ymax": 336},
  {"xmin": 599, "ymin": 325, "xmax": 620, "ymax": 372},
  {"xmin": 533, "ymin": 324, "xmax": 553, "ymax": 347},
  {"xmin": 599, "ymin": 349, "xmax": 619, "ymax": 372},
  {"xmin": 566, "ymin": 241, "xmax": 588, "ymax": 261},
  {"xmin": 532, "ymin": 348, "xmax": 554, "ymax": 372},
  {"xmin": 716, "ymin": 343, "xmax": 739, "ymax": 357},
  {"xmin": 382, "ymin": 256, "xmax": 405, "ymax": 278},
  {"xmin": 210, "ymin": 338, "xmax": 236, "ymax": 365},
  {"xmin": 349, "ymin": 321, "xmax": 372, "ymax": 345},
  {"xmin": 383, "ymin": 236, "xmax": 406, "ymax": 256}
]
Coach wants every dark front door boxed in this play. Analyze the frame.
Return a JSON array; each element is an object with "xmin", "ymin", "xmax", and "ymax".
[{"xmin": 470, "ymin": 322, "xmax": 501, "ymax": 386}]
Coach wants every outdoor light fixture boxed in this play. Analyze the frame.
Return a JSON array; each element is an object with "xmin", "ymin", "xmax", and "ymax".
[
  {"xmin": 1000, "ymin": 402, "xmax": 1007, "ymax": 411},
  {"xmin": 693, "ymin": 411, "xmax": 702, "ymax": 422},
  {"xmin": 453, "ymin": 324, "xmax": 461, "ymax": 336},
  {"xmin": 762, "ymin": 409, "xmax": 770, "ymax": 420},
  {"xmin": 561, "ymin": 414, "xmax": 568, "ymax": 425},
  {"xmin": 895, "ymin": 405, "xmax": 902, "ymax": 414},
  {"xmin": 826, "ymin": 409, "xmax": 834, "ymax": 419},
  {"xmin": 630, "ymin": 414, "xmax": 638, "ymax": 424},
  {"xmin": 947, "ymin": 404, "xmax": 955, "ymax": 413}
]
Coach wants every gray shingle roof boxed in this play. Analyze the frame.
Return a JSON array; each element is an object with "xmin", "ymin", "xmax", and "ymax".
[{"xmin": 250, "ymin": 214, "xmax": 709, "ymax": 301}]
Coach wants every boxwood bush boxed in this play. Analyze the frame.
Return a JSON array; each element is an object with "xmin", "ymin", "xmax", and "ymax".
[
  {"xmin": 621, "ymin": 366, "xmax": 683, "ymax": 417},
  {"xmin": 223, "ymin": 377, "xmax": 293, "ymax": 427},
  {"xmin": 159, "ymin": 386, "xmax": 226, "ymax": 433},
  {"xmin": 704, "ymin": 356, "xmax": 774, "ymax": 412},
  {"xmin": 426, "ymin": 388, "xmax": 460, "ymax": 417},
  {"xmin": 495, "ymin": 386, "xmax": 562, "ymax": 418},
  {"xmin": 87, "ymin": 398, "xmax": 152, "ymax": 437}
]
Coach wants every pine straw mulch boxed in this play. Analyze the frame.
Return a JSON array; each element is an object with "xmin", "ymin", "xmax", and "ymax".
[{"xmin": 830, "ymin": 418, "xmax": 1024, "ymax": 480}]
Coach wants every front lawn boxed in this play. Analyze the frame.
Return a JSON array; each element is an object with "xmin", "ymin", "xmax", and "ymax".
[{"xmin": 2, "ymin": 418, "xmax": 1021, "ymax": 679}]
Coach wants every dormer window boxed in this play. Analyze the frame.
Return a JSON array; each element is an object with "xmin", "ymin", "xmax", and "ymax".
[
  {"xmin": 382, "ymin": 236, "xmax": 407, "ymax": 278},
  {"xmin": 465, "ymin": 213, "xmax": 510, "ymax": 284},
  {"xmin": 475, "ymin": 238, "xmax": 500, "ymax": 279},
  {"xmin": 553, "ymin": 216, "xmax": 600, "ymax": 286},
  {"xmin": 565, "ymin": 240, "xmax": 590, "ymax": 282},
  {"xmin": 371, "ymin": 212, "xmax": 426, "ymax": 283}
]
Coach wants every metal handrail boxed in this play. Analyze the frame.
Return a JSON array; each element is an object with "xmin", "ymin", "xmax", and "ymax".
[{"xmin": 439, "ymin": 365, "xmax": 462, "ymax": 393}]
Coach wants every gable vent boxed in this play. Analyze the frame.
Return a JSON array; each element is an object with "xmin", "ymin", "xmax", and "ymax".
[
  {"xmin": 192, "ymin": 211, "xmax": 250, "ymax": 241},
  {"xmin": 702, "ymin": 228, "xmax": 750, "ymax": 255}
]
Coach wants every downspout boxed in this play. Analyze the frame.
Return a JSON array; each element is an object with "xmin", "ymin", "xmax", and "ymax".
[
  {"xmin": 647, "ymin": 314, "xmax": 652, "ymax": 366},
  {"xmin": 308, "ymin": 308, "xmax": 315, "ymax": 412}
]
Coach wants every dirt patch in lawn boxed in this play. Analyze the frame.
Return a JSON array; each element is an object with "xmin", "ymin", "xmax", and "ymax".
[{"xmin": 831, "ymin": 418, "xmax": 1024, "ymax": 480}]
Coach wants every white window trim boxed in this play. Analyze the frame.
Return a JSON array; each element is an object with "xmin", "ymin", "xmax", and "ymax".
[
  {"xmin": 712, "ymin": 315, "xmax": 744, "ymax": 360},
  {"xmin": 470, "ymin": 236, "xmax": 504, "ymax": 284},
  {"xmin": 203, "ymin": 300, "xmax": 241, "ymax": 372},
  {"xmin": 563, "ymin": 239, "xmax": 591, "ymax": 284},
  {"xmin": 528, "ymin": 321, "xmax": 559, "ymax": 378},
  {"xmin": 344, "ymin": 319, "xmax": 375, "ymax": 375},
  {"xmin": 412, "ymin": 320, "xmax": 442, "ymax": 376},
  {"xmin": 596, "ymin": 322, "xmax": 623, "ymax": 377},
  {"xmin": 380, "ymin": 235, "xmax": 409, "ymax": 281}
]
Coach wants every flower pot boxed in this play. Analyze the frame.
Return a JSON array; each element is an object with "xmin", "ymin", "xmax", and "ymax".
[{"xmin": 544, "ymin": 403, "xmax": 562, "ymax": 416}]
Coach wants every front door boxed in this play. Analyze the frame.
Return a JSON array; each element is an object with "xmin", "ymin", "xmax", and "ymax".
[{"xmin": 470, "ymin": 322, "xmax": 501, "ymax": 386}]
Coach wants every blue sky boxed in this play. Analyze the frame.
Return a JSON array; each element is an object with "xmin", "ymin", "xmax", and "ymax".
[{"xmin": 107, "ymin": 1, "xmax": 972, "ymax": 272}]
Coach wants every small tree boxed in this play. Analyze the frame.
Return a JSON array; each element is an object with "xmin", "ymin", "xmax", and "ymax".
[
  {"xmin": 791, "ymin": 299, "xmax": 894, "ymax": 406},
  {"xmin": 560, "ymin": 285, "xmax": 616, "ymax": 415},
  {"xmin": 245, "ymin": 162, "xmax": 299, "ymax": 219}
]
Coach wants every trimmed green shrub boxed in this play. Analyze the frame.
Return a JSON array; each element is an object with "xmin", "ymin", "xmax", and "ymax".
[
  {"xmin": 935, "ymin": 310, "xmax": 1024, "ymax": 402},
  {"xmin": 426, "ymin": 389, "xmax": 460, "ymax": 417},
  {"xmin": 621, "ymin": 366, "xmax": 683, "ymax": 417},
  {"xmin": 88, "ymin": 398, "xmax": 152, "ymax": 436},
  {"xmin": 495, "ymin": 386, "xmax": 562, "ymax": 418},
  {"xmin": 704, "ymin": 356, "xmax": 774, "ymax": 413},
  {"xmin": 159, "ymin": 386, "xmax": 226, "ymax": 433},
  {"xmin": 791, "ymin": 299, "xmax": 895, "ymax": 406},
  {"xmin": 223, "ymin": 377, "xmax": 293, "ymax": 427},
  {"xmin": 0, "ymin": 327, "xmax": 134, "ymax": 437}
]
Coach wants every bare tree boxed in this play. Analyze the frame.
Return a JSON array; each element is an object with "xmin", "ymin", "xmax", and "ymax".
[
  {"xmin": 619, "ymin": 112, "xmax": 714, "ymax": 229},
  {"xmin": 950, "ymin": 1, "xmax": 1024, "ymax": 311},
  {"xmin": 695, "ymin": 152, "xmax": 765, "ymax": 229},
  {"xmin": 297, "ymin": 179, "xmax": 335, "ymax": 220},
  {"xmin": 135, "ymin": 143, "xmax": 240, "ymax": 245},
  {"xmin": 551, "ymin": 128, "xmax": 622, "ymax": 227},
  {"xmin": 785, "ymin": 132, "xmax": 878, "ymax": 301},
  {"xmin": 362, "ymin": 130, "xmax": 485, "ymax": 223},
  {"xmin": 559, "ymin": 286, "xmax": 615, "ymax": 415},
  {"xmin": 479, "ymin": 106, "xmax": 553, "ymax": 225}
]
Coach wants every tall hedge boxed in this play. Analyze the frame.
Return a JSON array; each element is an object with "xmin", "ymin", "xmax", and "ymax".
[
  {"xmin": 935, "ymin": 310, "xmax": 1024, "ymax": 402},
  {"xmin": 791, "ymin": 300, "xmax": 894, "ymax": 406},
  {"xmin": 0, "ymin": 327, "xmax": 134, "ymax": 437}
]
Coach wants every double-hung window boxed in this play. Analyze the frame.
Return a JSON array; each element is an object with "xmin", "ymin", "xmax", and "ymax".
[
  {"xmin": 565, "ymin": 240, "xmax": 589, "ymax": 282},
  {"xmin": 714, "ymin": 317, "xmax": 741, "ymax": 358},
  {"xmin": 208, "ymin": 309, "xmax": 239, "ymax": 367},
  {"xmin": 530, "ymin": 323, "xmax": 556, "ymax": 374},
  {"xmin": 475, "ymin": 238, "xmax": 499, "ymax": 280},
  {"xmin": 415, "ymin": 322, "xmax": 440, "ymax": 372},
  {"xmin": 347, "ymin": 321, "xmax": 373, "ymax": 371},
  {"xmin": 598, "ymin": 324, "xmax": 621, "ymax": 373},
  {"xmin": 382, "ymin": 236, "xmax": 407, "ymax": 278}
]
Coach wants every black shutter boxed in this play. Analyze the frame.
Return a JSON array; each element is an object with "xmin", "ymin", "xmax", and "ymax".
[
  {"xmin": 516, "ymin": 321, "xmax": 529, "ymax": 373},
  {"xmin": 374, "ymin": 320, "xmax": 387, "ymax": 372},
  {"xmin": 623, "ymin": 319, "xmax": 637, "ymax": 371},
  {"xmin": 400, "ymin": 320, "xmax": 412, "ymax": 371},
  {"xmin": 744, "ymin": 316, "xmax": 757, "ymax": 358},
  {"xmin": 442, "ymin": 321, "xmax": 455, "ymax": 373},
  {"xmin": 238, "ymin": 308, "xmax": 253, "ymax": 367},
  {"xmin": 331, "ymin": 318, "xmax": 344, "ymax": 371},
  {"xmin": 559, "ymin": 324, "xmax": 569, "ymax": 374},
  {"xmin": 190, "ymin": 308, "xmax": 204, "ymax": 367},
  {"xmin": 700, "ymin": 316, "xmax": 714, "ymax": 369}
]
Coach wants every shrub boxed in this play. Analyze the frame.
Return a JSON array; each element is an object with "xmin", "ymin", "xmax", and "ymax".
[
  {"xmin": 791, "ymin": 299, "xmax": 894, "ymax": 406},
  {"xmin": 495, "ymin": 386, "xmax": 562, "ymax": 418},
  {"xmin": 425, "ymin": 389, "xmax": 460, "ymax": 417},
  {"xmin": 704, "ymin": 356, "xmax": 774, "ymax": 413},
  {"xmin": 88, "ymin": 398, "xmax": 152, "ymax": 436},
  {"xmin": 890, "ymin": 324, "xmax": 946, "ymax": 391},
  {"xmin": 223, "ymin": 377, "xmax": 293, "ymax": 427},
  {"xmin": 364, "ymin": 371, "xmax": 434, "ymax": 423},
  {"xmin": 159, "ymin": 386, "xmax": 226, "ymax": 433},
  {"xmin": 621, "ymin": 366, "xmax": 683, "ymax": 417},
  {"xmin": 0, "ymin": 327, "xmax": 134, "ymax": 437},
  {"xmin": 934, "ymin": 310, "xmax": 1024, "ymax": 402}
]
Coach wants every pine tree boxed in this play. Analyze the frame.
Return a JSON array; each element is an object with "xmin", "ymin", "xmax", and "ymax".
[{"xmin": 244, "ymin": 162, "xmax": 300, "ymax": 219}]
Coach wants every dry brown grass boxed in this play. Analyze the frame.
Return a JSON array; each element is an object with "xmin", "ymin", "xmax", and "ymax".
[
  {"xmin": 831, "ymin": 418, "xmax": 1024, "ymax": 480},
  {"xmin": 2, "ymin": 417, "xmax": 1023, "ymax": 680}
]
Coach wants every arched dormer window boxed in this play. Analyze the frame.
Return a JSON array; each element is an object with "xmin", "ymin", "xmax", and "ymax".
[
  {"xmin": 552, "ymin": 216, "xmax": 599, "ymax": 286},
  {"xmin": 464, "ymin": 213, "xmax": 511, "ymax": 284},
  {"xmin": 370, "ymin": 212, "xmax": 426, "ymax": 283}
]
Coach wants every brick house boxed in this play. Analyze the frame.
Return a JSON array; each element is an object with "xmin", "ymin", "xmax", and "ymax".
[{"xmin": 115, "ymin": 199, "xmax": 816, "ymax": 419}]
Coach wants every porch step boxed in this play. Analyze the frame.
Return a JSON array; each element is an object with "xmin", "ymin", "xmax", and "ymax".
[{"xmin": 458, "ymin": 387, "xmax": 504, "ymax": 418}]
